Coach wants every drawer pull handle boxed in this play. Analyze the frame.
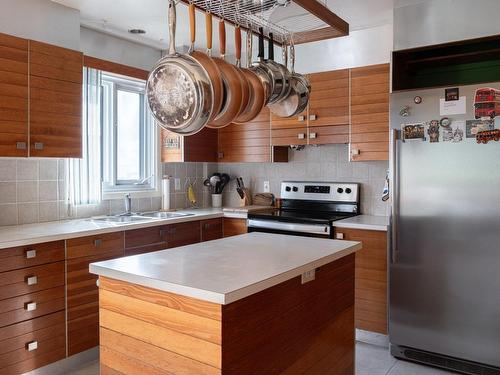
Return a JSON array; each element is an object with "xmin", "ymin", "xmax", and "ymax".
[
  {"xmin": 298, "ymin": 115, "xmax": 305, "ymax": 122},
  {"xmin": 309, "ymin": 132, "xmax": 317, "ymax": 139},
  {"xmin": 25, "ymin": 302, "xmax": 37, "ymax": 311},
  {"xmin": 159, "ymin": 228, "xmax": 165, "ymax": 237},
  {"xmin": 26, "ymin": 249, "xmax": 36, "ymax": 259},
  {"xmin": 16, "ymin": 141, "xmax": 27, "ymax": 150},
  {"xmin": 96, "ymin": 279, "xmax": 100, "ymax": 287},
  {"xmin": 34, "ymin": 142, "xmax": 44, "ymax": 150},
  {"xmin": 94, "ymin": 239, "xmax": 102, "ymax": 247},
  {"xmin": 335, "ymin": 232, "xmax": 344, "ymax": 240},
  {"xmin": 26, "ymin": 276, "xmax": 38, "ymax": 286},
  {"xmin": 27, "ymin": 341, "xmax": 38, "ymax": 352},
  {"xmin": 309, "ymin": 114, "xmax": 317, "ymax": 121},
  {"xmin": 297, "ymin": 133, "xmax": 305, "ymax": 140}
]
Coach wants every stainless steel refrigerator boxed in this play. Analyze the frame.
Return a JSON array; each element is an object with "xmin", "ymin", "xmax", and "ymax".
[{"xmin": 389, "ymin": 83, "xmax": 500, "ymax": 373}]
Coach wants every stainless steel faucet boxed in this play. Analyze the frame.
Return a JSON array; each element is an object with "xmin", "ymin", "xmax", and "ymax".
[{"xmin": 124, "ymin": 193, "xmax": 132, "ymax": 215}]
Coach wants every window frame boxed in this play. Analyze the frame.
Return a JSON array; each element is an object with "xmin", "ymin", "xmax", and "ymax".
[{"xmin": 100, "ymin": 72, "xmax": 159, "ymax": 196}]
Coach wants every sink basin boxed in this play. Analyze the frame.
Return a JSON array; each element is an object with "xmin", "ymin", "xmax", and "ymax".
[
  {"xmin": 140, "ymin": 211, "xmax": 195, "ymax": 219},
  {"xmin": 90, "ymin": 215, "xmax": 154, "ymax": 224}
]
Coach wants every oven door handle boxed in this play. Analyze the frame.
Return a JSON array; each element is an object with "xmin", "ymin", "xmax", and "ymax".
[{"xmin": 247, "ymin": 219, "xmax": 331, "ymax": 236}]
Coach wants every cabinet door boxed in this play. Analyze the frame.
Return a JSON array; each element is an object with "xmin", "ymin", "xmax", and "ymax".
[
  {"xmin": 124, "ymin": 226, "xmax": 168, "ymax": 256},
  {"xmin": 335, "ymin": 228, "xmax": 387, "ymax": 334},
  {"xmin": 308, "ymin": 69, "xmax": 349, "ymax": 145},
  {"xmin": 161, "ymin": 127, "xmax": 218, "ymax": 163},
  {"xmin": 0, "ymin": 33, "xmax": 29, "ymax": 156},
  {"xmin": 271, "ymin": 109, "xmax": 308, "ymax": 146},
  {"xmin": 200, "ymin": 218, "xmax": 223, "ymax": 242},
  {"xmin": 350, "ymin": 64, "xmax": 390, "ymax": 161},
  {"xmin": 29, "ymin": 40, "xmax": 83, "ymax": 158},
  {"xmin": 219, "ymin": 107, "xmax": 272, "ymax": 162},
  {"xmin": 223, "ymin": 218, "xmax": 247, "ymax": 237},
  {"xmin": 167, "ymin": 221, "xmax": 201, "ymax": 248},
  {"xmin": 66, "ymin": 232, "xmax": 124, "ymax": 356}
]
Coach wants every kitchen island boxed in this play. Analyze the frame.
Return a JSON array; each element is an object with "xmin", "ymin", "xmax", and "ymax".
[{"xmin": 90, "ymin": 232, "xmax": 362, "ymax": 375}]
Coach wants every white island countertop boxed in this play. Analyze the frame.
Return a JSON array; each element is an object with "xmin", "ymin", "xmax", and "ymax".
[
  {"xmin": 90, "ymin": 232, "xmax": 361, "ymax": 305},
  {"xmin": 334, "ymin": 215, "xmax": 389, "ymax": 231}
]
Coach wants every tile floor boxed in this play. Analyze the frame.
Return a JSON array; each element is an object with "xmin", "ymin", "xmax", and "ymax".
[{"xmin": 66, "ymin": 342, "xmax": 458, "ymax": 375}]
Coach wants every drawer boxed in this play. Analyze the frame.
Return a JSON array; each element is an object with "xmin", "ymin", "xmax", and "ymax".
[
  {"xmin": 67, "ymin": 231, "xmax": 124, "ymax": 259},
  {"xmin": 201, "ymin": 218, "xmax": 223, "ymax": 242},
  {"xmin": 124, "ymin": 226, "xmax": 168, "ymax": 256},
  {"xmin": 0, "ymin": 241, "xmax": 64, "ymax": 273},
  {"xmin": 0, "ymin": 261, "xmax": 64, "ymax": 300},
  {"xmin": 0, "ymin": 286, "xmax": 65, "ymax": 327},
  {"xmin": 0, "ymin": 312, "xmax": 65, "ymax": 370}
]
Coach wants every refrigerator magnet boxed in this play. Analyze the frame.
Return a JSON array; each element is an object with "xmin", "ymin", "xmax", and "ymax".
[
  {"xmin": 445, "ymin": 87, "xmax": 459, "ymax": 101},
  {"xmin": 476, "ymin": 129, "xmax": 500, "ymax": 144},
  {"xmin": 402, "ymin": 123, "xmax": 426, "ymax": 141},
  {"xmin": 427, "ymin": 120, "xmax": 440, "ymax": 143},
  {"xmin": 440, "ymin": 117, "xmax": 451, "ymax": 127},
  {"xmin": 443, "ymin": 121, "xmax": 464, "ymax": 143},
  {"xmin": 465, "ymin": 119, "xmax": 494, "ymax": 138}
]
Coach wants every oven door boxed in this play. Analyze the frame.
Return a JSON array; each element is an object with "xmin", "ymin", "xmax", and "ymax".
[{"xmin": 247, "ymin": 219, "xmax": 332, "ymax": 238}]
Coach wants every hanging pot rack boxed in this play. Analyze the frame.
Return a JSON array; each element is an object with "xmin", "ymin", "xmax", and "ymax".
[{"xmin": 178, "ymin": 0, "xmax": 349, "ymax": 46}]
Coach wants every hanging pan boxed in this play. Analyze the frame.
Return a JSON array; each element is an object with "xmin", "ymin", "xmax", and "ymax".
[
  {"xmin": 146, "ymin": 0, "xmax": 213, "ymax": 135},
  {"xmin": 266, "ymin": 32, "xmax": 291, "ymax": 103},
  {"xmin": 270, "ymin": 41, "xmax": 310, "ymax": 117},
  {"xmin": 207, "ymin": 17, "xmax": 244, "ymax": 128},
  {"xmin": 233, "ymin": 26, "xmax": 266, "ymax": 123},
  {"xmin": 232, "ymin": 25, "xmax": 251, "ymax": 121},
  {"xmin": 249, "ymin": 27, "xmax": 273, "ymax": 104}
]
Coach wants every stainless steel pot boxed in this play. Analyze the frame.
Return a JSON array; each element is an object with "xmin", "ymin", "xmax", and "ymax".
[{"xmin": 146, "ymin": 0, "xmax": 214, "ymax": 135}]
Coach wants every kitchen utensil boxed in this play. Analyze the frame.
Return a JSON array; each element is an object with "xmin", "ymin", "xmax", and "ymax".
[
  {"xmin": 236, "ymin": 177, "xmax": 245, "ymax": 199},
  {"xmin": 266, "ymin": 32, "xmax": 291, "ymax": 103},
  {"xmin": 188, "ymin": 3, "xmax": 223, "ymax": 122},
  {"xmin": 250, "ymin": 27, "xmax": 275, "ymax": 104},
  {"xmin": 219, "ymin": 173, "xmax": 230, "ymax": 193},
  {"xmin": 187, "ymin": 183, "xmax": 197, "ymax": 205},
  {"xmin": 207, "ymin": 18, "xmax": 244, "ymax": 128},
  {"xmin": 146, "ymin": 0, "xmax": 213, "ymax": 135},
  {"xmin": 233, "ymin": 25, "xmax": 251, "ymax": 120},
  {"xmin": 269, "ymin": 41, "xmax": 310, "ymax": 117},
  {"xmin": 234, "ymin": 27, "xmax": 266, "ymax": 124},
  {"xmin": 210, "ymin": 175, "xmax": 221, "ymax": 192}
]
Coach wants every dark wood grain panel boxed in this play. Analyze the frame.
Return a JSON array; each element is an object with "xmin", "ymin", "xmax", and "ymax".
[
  {"xmin": 0, "ymin": 261, "xmax": 64, "ymax": 300},
  {"xmin": 309, "ymin": 125, "xmax": 349, "ymax": 145},
  {"xmin": 66, "ymin": 231, "xmax": 124, "ymax": 259},
  {"xmin": 271, "ymin": 127, "xmax": 308, "ymax": 146},
  {"xmin": 223, "ymin": 218, "xmax": 247, "ymax": 238},
  {"xmin": 0, "ymin": 241, "xmax": 64, "ymax": 273},
  {"xmin": 167, "ymin": 221, "xmax": 201, "ymax": 248},
  {"xmin": 0, "ymin": 346, "xmax": 65, "ymax": 375},
  {"xmin": 201, "ymin": 218, "xmax": 223, "ymax": 242},
  {"xmin": 30, "ymin": 40, "xmax": 82, "ymax": 62},
  {"xmin": 125, "ymin": 225, "xmax": 168, "ymax": 256},
  {"xmin": 84, "ymin": 56, "xmax": 149, "ymax": 80},
  {"xmin": 0, "ymin": 286, "xmax": 65, "ymax": 328}
]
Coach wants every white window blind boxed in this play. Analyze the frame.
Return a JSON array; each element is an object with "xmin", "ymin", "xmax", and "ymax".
[{"xmin": 66, "ymin": 67, "xmax": 102, "ymax": 206}]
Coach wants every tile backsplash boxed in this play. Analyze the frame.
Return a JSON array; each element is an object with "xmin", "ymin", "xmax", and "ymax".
[
  {"xmin": 0, "ymin": 145, "xmax": 388, "ymax": 226},
  {"xmin": 217, "ymin": 145, "xmax": 389, "ymax": 216}
]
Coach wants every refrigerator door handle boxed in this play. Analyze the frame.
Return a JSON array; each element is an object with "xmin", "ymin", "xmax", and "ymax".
[{"xmin": 390, "ymin": 128, "xmax": 399, "ymax": 264}]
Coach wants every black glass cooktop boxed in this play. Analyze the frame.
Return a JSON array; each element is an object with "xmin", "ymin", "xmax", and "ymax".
[{"xmin": 248, "ymin": 208, "xmax": 355, "ymax": 225}]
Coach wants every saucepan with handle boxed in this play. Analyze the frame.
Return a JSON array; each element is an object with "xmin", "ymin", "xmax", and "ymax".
[{"xmin": 146, "ymin": 0, "xmax": 214, "ymax": 135}]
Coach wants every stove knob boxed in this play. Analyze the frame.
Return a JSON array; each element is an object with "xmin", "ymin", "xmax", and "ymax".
[
  {"xmin": 292, "ymin": 186, "xmax": 298, "ymax": 192},
  {"xmin": 345, "ymin": 188, "xmax": 352, "ymax": 194},
  {"xmin": 337, "ymin": 188, "xmax": 344, "ymax": 194},
  {"xmin": 285, "ymin": 186, "xmax": 291, "ymax": 192}
]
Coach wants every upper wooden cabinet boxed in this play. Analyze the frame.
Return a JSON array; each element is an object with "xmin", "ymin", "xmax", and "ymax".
[
  {"xmin": 308, "ymin": 69, "xmax": 350, "ymax": 145},
  {"xmin": 161, "ymin": 127, "xmax": 218, "ymax": 163},
  {"xmin": 219, "ymin": 107, "xmax": 288, "ymax": 163},
  {"xmin": 29, "ymin": 41, "xmax": 83, "ymax": 158},
  {"xmin": 350, "ymin": 64, "xmax": 390, "ymax": 161},
  {"xmin": 0, "ymin": 33, "xmax": 29, "ymax": 157},
  {"xmin": 0, "ymin": 33, "xmax": 83, "ymax": 158},
  {"xmin": 270, "ymin": 109, "xmax": 308, "ymax": 146}
]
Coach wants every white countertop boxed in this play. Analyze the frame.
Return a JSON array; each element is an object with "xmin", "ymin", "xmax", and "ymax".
[
  {"xmin": 90, "ymin": 232, "xmax": 361, "ymax": 304},
  {"xmin": 0, "ymin": 209, "xmax": 225, "ymax": 249},
  {"xmin": 333, "ymin": 215, "xmax": 389, "ymax": 231}
]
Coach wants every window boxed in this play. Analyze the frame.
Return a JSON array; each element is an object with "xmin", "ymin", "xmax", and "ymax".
[{"xmin": 101, "ymin": 73, "xmax": 157, "ymax": 193}]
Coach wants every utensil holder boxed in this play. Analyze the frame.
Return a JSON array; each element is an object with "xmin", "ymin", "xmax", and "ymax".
[
  {"xmin": 212, "ymin": 194, "xmax": 222, "ymax": 208},
  {"xmin": 238, "ymin": 188, "xmax": 252, "ymax": 207}
]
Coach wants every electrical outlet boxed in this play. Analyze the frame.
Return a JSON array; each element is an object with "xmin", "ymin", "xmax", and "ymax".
[
  {"xmin": 174, "ymin": 178, "xmax": 181, "ymax": 191},
  {"xmin": 263, "ymin": 180, "xmax": 270, "ymax": 193},
  {"xmin": 301, "ymin": 269, "xmax": 316, "ymax": 284}
]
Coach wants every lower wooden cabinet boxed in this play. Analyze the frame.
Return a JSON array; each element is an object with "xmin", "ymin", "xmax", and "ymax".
[
  {"xmin": 166, "ymin": 221, "xmax": 201, "ymax": 248},
  {"xmin": 66, "ymin": 232, "xmax": 125, "ymax": 356},
  {"xmin": 223, "ymin": 218, "xmax": 247, "ymax": 237},
  {"xmin": 124, "ymin": 225, "xmax": 168, "ymax": 256},
  {"xmin": 200, "ymin": 218, "xmax": 223, "ymax": 242},
  {"xmin": 334, "ymin": 228, "xmax": 388, "ymax": 334},
  {"xmin": 0, "ymin": 240, "xmax": 66, "ymax": 374}
]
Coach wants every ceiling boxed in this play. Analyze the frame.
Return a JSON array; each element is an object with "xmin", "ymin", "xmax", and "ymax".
[{"xmin": 51, "ymin": 0, "xmax": 394, "ymax": 51}]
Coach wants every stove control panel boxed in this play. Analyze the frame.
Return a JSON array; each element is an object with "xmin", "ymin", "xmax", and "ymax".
[{"xmin": 281, "ymin": 181, "xmax": 359, "ymax": 203}]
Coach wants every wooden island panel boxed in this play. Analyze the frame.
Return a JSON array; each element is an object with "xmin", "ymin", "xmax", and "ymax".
[{"xmin": 97, "ymin": 254, "xmax": 355, "ymax": 375}]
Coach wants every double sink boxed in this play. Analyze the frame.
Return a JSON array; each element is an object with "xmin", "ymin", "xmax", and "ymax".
[{"xmin": 90, "ymin": 211, "xmax": 194, "ymax": 224}]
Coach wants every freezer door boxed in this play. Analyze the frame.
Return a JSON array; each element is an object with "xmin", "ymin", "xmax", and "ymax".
[{"xmin": 390, "ymin": 138, "xmax": 500, "ymax": 367}]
